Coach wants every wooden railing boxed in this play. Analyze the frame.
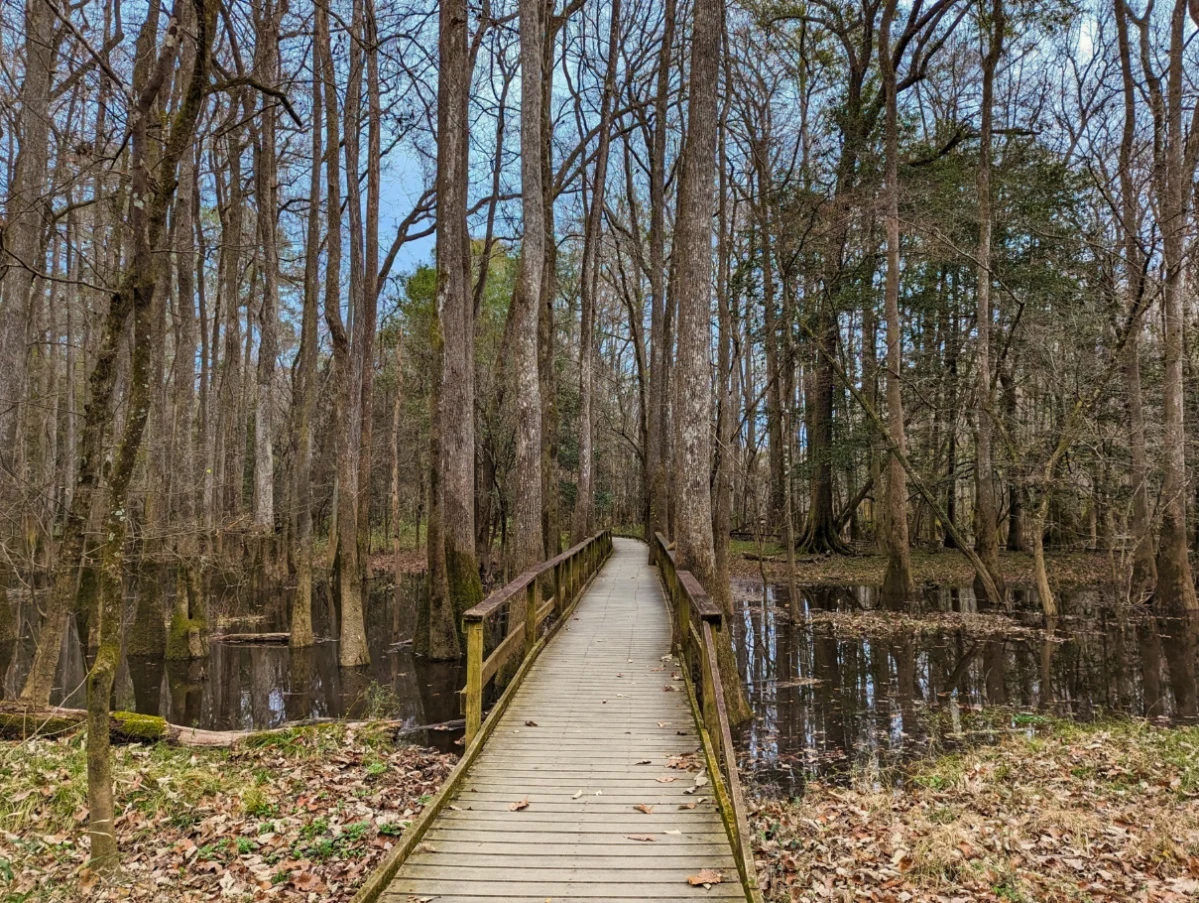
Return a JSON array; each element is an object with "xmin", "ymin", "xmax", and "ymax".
[
  {"xmin": 654, "ymin": 532, "xmax": 761, "ymax": 902},
  {"xmin": 462, "ymin": 530, "xmax": 614, "ymax": 746}
]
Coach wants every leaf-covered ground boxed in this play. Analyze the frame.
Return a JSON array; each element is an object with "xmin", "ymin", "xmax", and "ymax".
[
  {"xmin": 0, "ymin": 725, "xmax": 455, "ymax": 901},
  {"xmin": 731, "ymin": 544, "xmax": 1124, "ymax": 590},
  {"xmin": 752, "ymin": 719, "xmax": 1199, "ymax": 902}
]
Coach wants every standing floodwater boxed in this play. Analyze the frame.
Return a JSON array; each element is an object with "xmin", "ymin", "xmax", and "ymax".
[
  {"xmin": 731, "ymin": 579, "xmax": 1199, "ymax": 797},
  {"xmin": 1, "ymin": 572, "xmax": 465, "ymax": 751}
]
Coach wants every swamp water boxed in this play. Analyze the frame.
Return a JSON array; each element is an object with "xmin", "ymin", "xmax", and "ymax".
[
  {"xmin": 731, "ymin": 580, "xmax": 1199, "ymax": 797},
  {"xmin": 1, "ymin": 573, "xmax": 466, "ymax": 752},
  {"xmin": 6, "ymin": 568, "xmax": 1196, "ymax": 776}
]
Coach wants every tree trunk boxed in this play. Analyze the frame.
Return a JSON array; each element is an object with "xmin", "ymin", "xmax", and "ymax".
[
  {"xmin": 672, "ymin": 0, "xmax": 750, "ymax": 726},
  {"xmin": 88, "ymin": 0, "xmax": 213, "ymax": 867},
  {"xmin": 645, "ymin": 0, "xmax": 676, "ymax": 552},
  {"xmin": 0, "ymin": 0, "xmax": 58, "ymax": 511},
  {"xmin": 291, "ymin": 41, "xmax": 323, "ymax": 649},
  {"xmin": 1148, "ymin": 0, "xmax": 1197, "ymax": 613},
  {"xmin": 252, "ymin": 0, "xmax": 280, "ymax": 539},
  {"xmin": 972, "ymin": 0, "xmax": 1006, "ymax": 603},
  {"xmin": 511, "ymin": 0, "xmax": 546, "ymax": 577},
  {"xmin": 433, "ymin": 0, "xmax": 478, "ymax": 654},
  {"xmin": 573, "ymin": 0, "xmax": 622, "ymax": 544},
  {"xmin": 879, "ymin": 0, "xmax": 915, "ymax": 605}
]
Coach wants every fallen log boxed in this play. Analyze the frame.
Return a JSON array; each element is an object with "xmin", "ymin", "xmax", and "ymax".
[
  {"xmin": 0, "ymin": 703, "xmax": 422, "ymax": 748},
  {"xmin": 215, "ymin": 632, "xmax": 292, "ymax": 645}
]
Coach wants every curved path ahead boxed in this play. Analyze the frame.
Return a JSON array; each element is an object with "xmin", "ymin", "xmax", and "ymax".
[{"xmin": 381, "ymin": 538, "xmax": 746, "ymax": 902}]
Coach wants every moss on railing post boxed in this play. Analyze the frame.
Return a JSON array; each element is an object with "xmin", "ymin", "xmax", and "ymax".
[{"xmin": 464, "ymin": 619, "xmax": 484, "ymax": 746}]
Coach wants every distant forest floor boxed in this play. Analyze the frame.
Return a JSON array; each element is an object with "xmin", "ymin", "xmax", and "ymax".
[
  {"xmin": 1, "ymin": 725, "xmax": 454, "ymax": 902},
  {"xmin": 752, "ymin": 718, "xmax": 1199, "ymax": 902},
  {"xmin": 368, "ymin": 540, "xmax": 1129, "ymax": 589},
  {"xmin": 730, "ymin": 543, "xmax": 1129, "ymax": 590}
]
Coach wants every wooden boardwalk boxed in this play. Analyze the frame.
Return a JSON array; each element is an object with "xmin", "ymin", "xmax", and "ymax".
[{"xmin": 380, "ymin": 538, "xmax": 746, "ymax": 902}]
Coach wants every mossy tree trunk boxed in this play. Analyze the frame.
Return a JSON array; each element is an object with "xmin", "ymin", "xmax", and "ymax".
[{"xmin": 87, "ymin": 0, "xmax": 214, "ymax": 868}]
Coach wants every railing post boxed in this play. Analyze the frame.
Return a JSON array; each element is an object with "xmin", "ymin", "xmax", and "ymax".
[
  {"xmin": 678, "ymin": 582, "xmax": 690, "ymax": 670},
  {"xmin": 525, "ymin": 580, "xmax": 539, "ymax": 654},
  {"xmin": 464, "ymin": 618, "xmax": 484, "ymax": 746},
  {"xmin": 554, "ymin": 562, "xmax": 564, "ymax": 615},
  {"xmin": 701, "ymin": 624, "xmax": 719, "ymax": 733}
]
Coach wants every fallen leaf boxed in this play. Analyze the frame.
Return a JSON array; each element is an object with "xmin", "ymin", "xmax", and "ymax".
[
  {"xmin": 626, "ymin": 834, "xmax": 657, "ymax": 842},
  {"xmin": 634, "ymin": 759, "xmax": 652, "ymax": 765},
  {"xmin": 525, "ymin": 720, "xmax": 538, "ymax": 727},
  {"xmin": 656, "ymin": 776, "xmax": 679, "ymax": 783},
  {"xmin": 293, "ymin": 872, "xmax": 326, "ymax": 892},
  {"xmin": 687, "ymin": 868, "xmax": 723, "ymax": 887},
  {"xmin": 634, "ymin": 804, "xmax": 654, "ymax": 814},
  {"xmin": 510, "ymin": 797, "xmax": 530, "ymax": 811},
  {"xmin": 679, "ymin": 802, "xmax": 696, "ymax": 809},
  {"xmin": 572, "ymin": 790, "xmax": 583, "ymax": 799},
  {"xmin": 79, "ymin": 869, "xmax": 99, "ymax": 895}
]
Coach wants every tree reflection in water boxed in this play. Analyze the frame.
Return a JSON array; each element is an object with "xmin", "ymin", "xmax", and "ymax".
[
  {"xmin": 732, "ymin": 579, "xmax": 1199, "ymax": 799},
  {"xmin": 1, "ymin": 573, "xmax": 465, "ymax": 752}
]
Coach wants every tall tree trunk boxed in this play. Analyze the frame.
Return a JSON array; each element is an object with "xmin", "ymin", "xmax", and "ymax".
[
  {"xmin": 1115, "ymin": 0, "xmax": 1155, "ymax": 601},
  {"xmin": 879, "ymin": 0, "xmax": 915, "ymax": 604},
  {"xmin": 646, "ymin": 0, "xmax": 676, "ymax": 552},
  {"xmin": 972, "ymin": 0, "xmax": 1006, "ymax": 603},
  {"xmin": 318, "ymin": 0, "xmax": 368, "ymax": 665},
  {"xmin": 252, "ymin": 0, "xmax": 280, "ymax": 539},
  {"xmin": 432, "ymin": 0, "xmax": 477, "ymax": 656},
  {"xmin": 511, "ymin": 0, "xmax": 545, "ymax": 576},
  {"xmin": 672, "ymin": 0, "xmax": 750, "ymax": 726},
  {"xmin": 87, "ymin": 0, "xmax": 213, "ymax": 866},
  {"xmin": 1148, "ymin": 0, "xmax": 1198, "ymax": 612},
  {"xmin": 573, "ymin": 0, "xmax": 622, "ymax": 543},
  {"xmin": 357, "ymin": 0, "xmax": 382, "ymax": 587},
  {"xmin": 291, "ymin": 41, "xmax": 323, "ymax": 649},
  {"xmin": 713, "ymin": 47, "xmax": 735, "ymax": 592},
  {"xmin": 0, "ymin": 0, "xmax": 58, "ymax": 510}
]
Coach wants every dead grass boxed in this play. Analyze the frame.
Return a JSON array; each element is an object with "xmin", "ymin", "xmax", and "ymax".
[{"xmin": 752, "ymin": 718, "xmax": 1199, "ymax": 902}]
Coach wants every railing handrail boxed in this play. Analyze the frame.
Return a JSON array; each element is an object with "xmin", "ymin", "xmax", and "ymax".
[
  {"xmin": 653, "ymin": 531, "xmax": 761, "ymax": 903},
  {"xmin": 463, "ymin": 533, "xmax": 606, "ymax": 622},
  {"xmin": 462, "ymin": 529, "xmax": 613, "ymax": 746}
]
